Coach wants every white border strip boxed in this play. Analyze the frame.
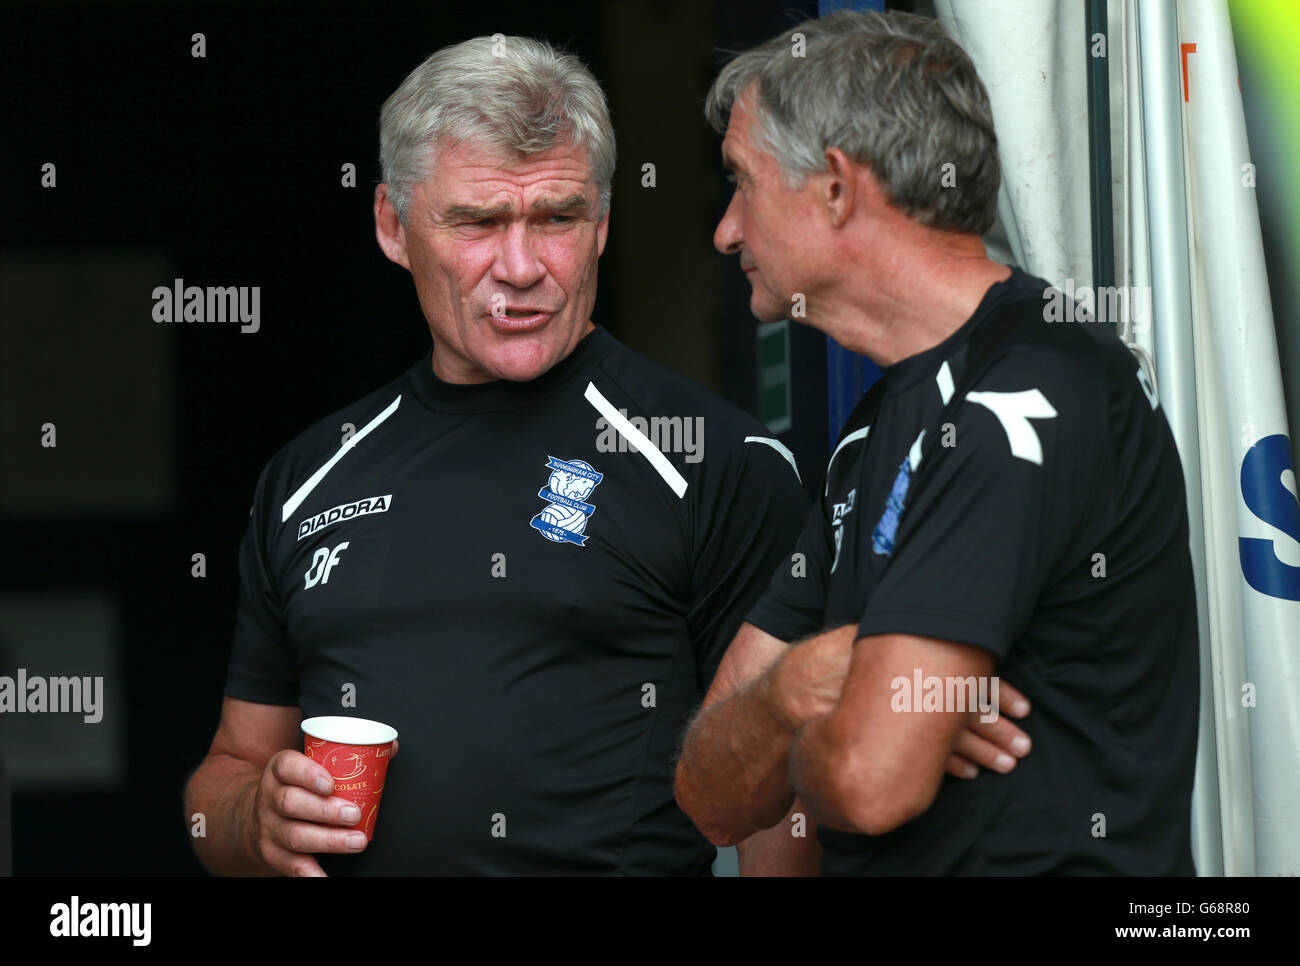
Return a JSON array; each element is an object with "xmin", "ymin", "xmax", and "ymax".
[
  {"xmin": 281, "ymin": 394, "xmax": 403, "ymax": 523},
  {"xmin": 583, "ymin": 382, "xmax": 688, "ymax": 498},
  {"xmin": 825, "ymin": 426, "xmax": 870, "ymax": 495},
  {"xmin": 744, "ymin": 436, "xmax": 801, "ymax": 484}
]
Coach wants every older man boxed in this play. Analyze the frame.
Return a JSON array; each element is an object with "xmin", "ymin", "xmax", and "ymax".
[
  {"xmin": 675, "ymin": 10, "xmax": 1199, "ymax": 875},
  {"xmin": 184, "ymin": 31, "xmax": 1027, "ymax": 876}
]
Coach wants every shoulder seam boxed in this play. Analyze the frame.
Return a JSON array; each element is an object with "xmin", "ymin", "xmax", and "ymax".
[{"xmin": 280, "ymin": 393, "xmax": 403, "ymax": 522}]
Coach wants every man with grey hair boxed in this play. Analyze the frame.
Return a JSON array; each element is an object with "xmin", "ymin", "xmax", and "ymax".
[
  {"xmin": 185, "ymin": 29, "xmax": 1029, "ymax": 876},
  {"xmin": 676, "ymin": 10, "xmax": 1199, "ymax": 875},
  {"xmin": 181, "ymin": 32, "xmax": 815, "ymax": 877}
]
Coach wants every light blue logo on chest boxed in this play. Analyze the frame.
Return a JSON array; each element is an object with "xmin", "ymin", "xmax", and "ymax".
[
  {"xmin": 872, "ymin": 429, "xmax": 926, "ymax": 557},
  {"xmin": 871, "ymin": 458, "xmax": 912, "ymax": 556},
  {"xmin": 530, "ymin": 456, "xmax": 604, "ymax": 546}
]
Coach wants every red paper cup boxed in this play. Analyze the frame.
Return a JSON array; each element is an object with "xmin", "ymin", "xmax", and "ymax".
[{"xmin": 301, "ymin": 716, "xmax": 398, "ymax": 843}]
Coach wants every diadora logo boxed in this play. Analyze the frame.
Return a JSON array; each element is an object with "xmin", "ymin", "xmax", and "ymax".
[
  {"xmin": 297, "ymin": 495, "xmax": 391, "ymax": 541},
  {"xmin": 832, "ymin": 489, "xmax": 856, "ymax": 525},
  {"xmin": 304, "ymin": 542, "xmax": 348, "ymax": 588},
  {"xmin": 530, "ymin": 456, "xmax": 604, "ymax": 547},
  {"xmin": 830, "ymin": 488, "xmax": 856, "ymax": 574}
]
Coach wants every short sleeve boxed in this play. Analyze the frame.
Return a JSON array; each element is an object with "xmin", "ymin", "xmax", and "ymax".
[
  {"xmin": 743, "ymin": 489, "xmax": 834, "ymax": 645},
  {"xmin": 685, "ymin": 436, "xmax": 809, "ymax": 686},
  {"xmin": 223, "ymin": 460, "xmax": 299, "ymax": 705},
  {"xmin": 856, "ymin": 354, "xmax": 1102, "ymax": 658}
]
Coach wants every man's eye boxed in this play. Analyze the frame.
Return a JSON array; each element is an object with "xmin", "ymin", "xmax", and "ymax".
[
  {"xmin": 724, "ymin": 173, "xmax": 738, "ymax": 186},
  {"xmin": 549, "ymin": 215, "xmax": 573, "ymax": 223}
]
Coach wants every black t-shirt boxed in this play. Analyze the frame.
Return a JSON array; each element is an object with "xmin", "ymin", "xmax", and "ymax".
[
  {"xmin": 224, "ymin": 325, "xmax": 808, "ymax": 874},
  {"xmin": 747, "ymin": 268, "xmax": 1199, "ymax": 874}
]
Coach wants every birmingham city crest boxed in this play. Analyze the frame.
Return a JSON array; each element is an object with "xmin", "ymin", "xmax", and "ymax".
[
  {"xmin": 530, "ymin": 456, "xmax": 604, "ymax": 546},
  {"xmin": 871, "ymin": 456, "xmax": 911, "ymax": 556},
  {"xmin": 872, "ymin": 429, "xmax": 926, "ymax": 557}
]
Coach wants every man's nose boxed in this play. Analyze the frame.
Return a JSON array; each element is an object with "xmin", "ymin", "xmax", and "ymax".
[
  {"xmin": 492, "ymin": 221, "xmax": 546, "ymax": 289},
  {"xmin": 713, "ymin": 190, "xmax": 743, "ymax": 255}
]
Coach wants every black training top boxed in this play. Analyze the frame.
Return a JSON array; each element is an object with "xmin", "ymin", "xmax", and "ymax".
[
  {"xmin": 747, "ymin": 268, "xmax": 1199, "ymax": 874},
  {"xmin": 224, "ymin": 325, "xmax": 808, "ymax": 874}
]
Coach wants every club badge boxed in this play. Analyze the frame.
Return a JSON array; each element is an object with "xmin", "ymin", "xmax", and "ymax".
[{"xmin": 530, "ymin": 456, "xmax": 604, "ymax": 546}]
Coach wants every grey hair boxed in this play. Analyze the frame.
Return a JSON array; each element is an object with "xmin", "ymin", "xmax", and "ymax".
[
  {"xmin": 705, "ymin": 10, "xmax": 1000, "ymax": 235},
  {"xmin": 380, "ymin": 35, "xmax": 616, "ymax": 224}
]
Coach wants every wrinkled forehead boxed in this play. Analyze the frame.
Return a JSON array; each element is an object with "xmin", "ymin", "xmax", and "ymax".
[{"xmin": 426, "ymin": 134, "xmax": 597, "ymax": 205}]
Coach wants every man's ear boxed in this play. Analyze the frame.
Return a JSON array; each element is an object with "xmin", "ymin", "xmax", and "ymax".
[
  {"xmin": 822, "ymin": 147, "xmax": 859, "ymax": 230},
  {"xmin": 374, "ymin": 183, "xmax": 411, "ymax": 270}
]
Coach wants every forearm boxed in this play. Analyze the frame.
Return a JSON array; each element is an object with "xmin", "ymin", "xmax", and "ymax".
[
  {"xmin": 184, "ymin": 755, "xmax": 274, "ymax": 875},
  {"xmin": 676, "ymin": 669, "xmax": 798, "ymax": 846},
  {"xmin": 736, "ymin": 796, "xmax": 822, "ymax": 876},
  {"xmin": 789, "ymin": 713, "xmax": 861, "ymax": 833}
]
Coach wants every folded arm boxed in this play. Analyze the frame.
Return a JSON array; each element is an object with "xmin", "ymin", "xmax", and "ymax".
[{"xmin": 790, "ymin": 631, "xmax": 996, "ymax": 834}]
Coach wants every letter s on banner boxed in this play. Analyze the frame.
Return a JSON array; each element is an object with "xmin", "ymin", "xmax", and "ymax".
[{"xmin": 1239, "ymin": 434, "xmax": 1300, "ymax": 601}]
